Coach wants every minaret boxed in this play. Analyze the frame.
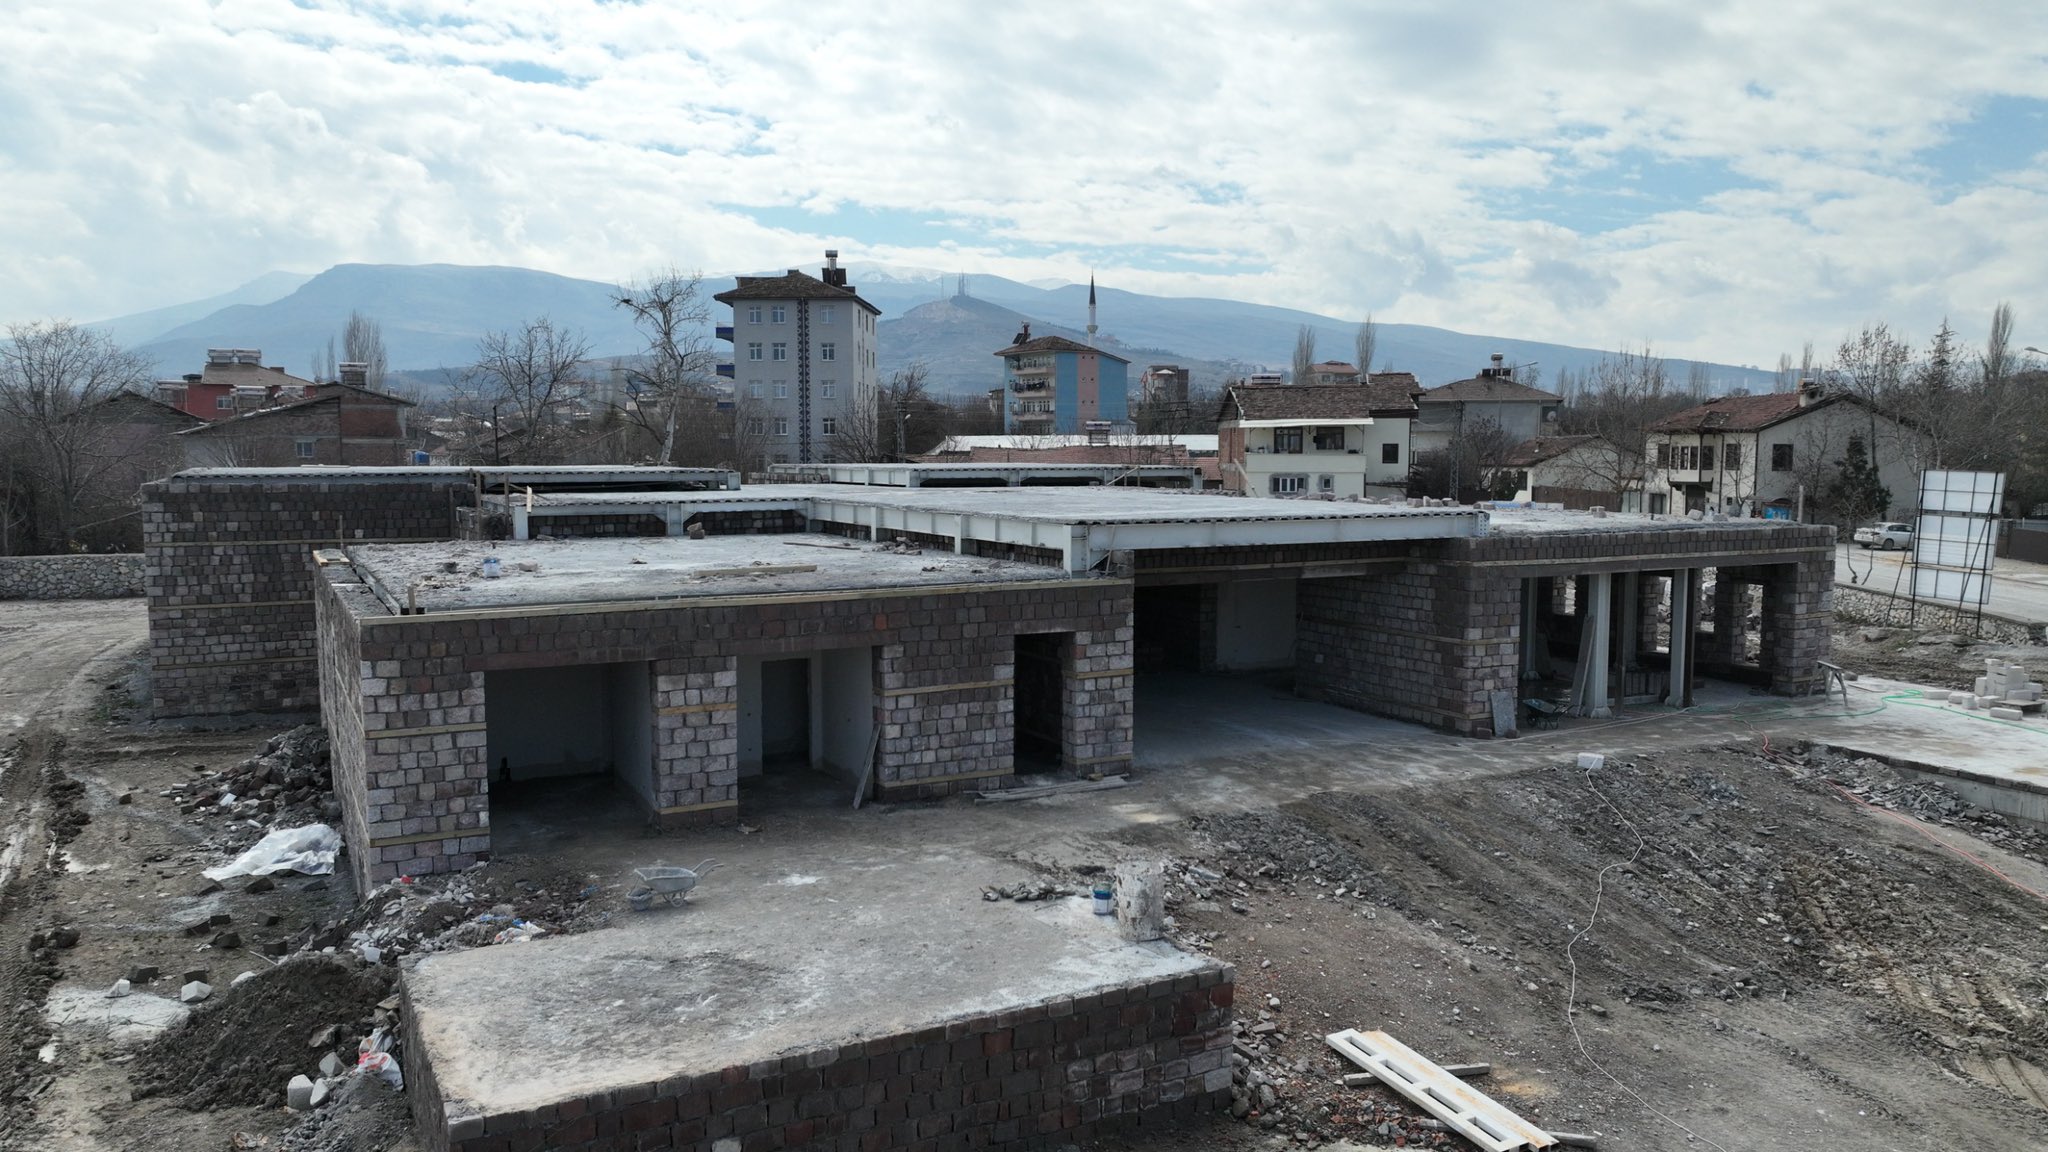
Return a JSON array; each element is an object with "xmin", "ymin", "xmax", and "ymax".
[{"xmin": 1086, "ymin": 274, "xmax": 1098, "ymax": 345}]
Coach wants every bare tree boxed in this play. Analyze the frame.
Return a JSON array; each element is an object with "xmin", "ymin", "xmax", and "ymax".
[
  {"xmin": 1555, "ymin": 344, "xmax": 1689, "ymax": 496},
  {"xmin": 830, "ymin": 363, "xmax": 945, "ymax": 462},
  {"xmin": 0, "ymin": 320, "xmax": 154, "ymax": 552},
  {"xmin": 455, "ymin": 318, "xmax": 592, "ymax": 464},
  {"xmin": 612, "ymin": 268, "xmax": 719, "ymax": 463},
  {"xmin": 342, "ymin": 312, "xmax": 388, "ymax": 391},
  {"xmin": 1354, "ymin": 314, "xmax": 1378, "ymax": 376},
  {"xmin": 1983, "ymin": 300, "xmax": 2016, "ymax": 386},
  {"xmin": 1290, "ymin": 325, "xmax": 1316, "ymax": 385}
]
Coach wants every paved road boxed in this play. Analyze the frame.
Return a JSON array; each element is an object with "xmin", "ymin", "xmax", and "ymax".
[{"xmin": 1834, "ymin": 541, "xmax": 2048, "ymax": 624}]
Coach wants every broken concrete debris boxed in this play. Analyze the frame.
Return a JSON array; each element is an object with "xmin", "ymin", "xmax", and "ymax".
[{"xmin": 178, "ymin": 981, "xmax": 212, "ymax": 1004}]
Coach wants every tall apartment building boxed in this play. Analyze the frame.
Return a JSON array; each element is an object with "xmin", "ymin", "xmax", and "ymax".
[
  {"xmin": 995, "ymin": 324, "xmax": 1130, "ymax": 434},
  {"xmin": 714, "ymin": 251, "xmax": 881, "ymax": 464}
]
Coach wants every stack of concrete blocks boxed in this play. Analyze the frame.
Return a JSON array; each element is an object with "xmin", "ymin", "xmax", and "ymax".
[
  {"xmin": 653, "ymin": 657, "xmax": 741, "ymax": 820},
  {"xmin": 1950, "ymin": 659, "xmax": 2043, "ymax": 720},
  {"xmin": 406, "ymin": 966, "xmax": 1238, "ymax": 1152}
]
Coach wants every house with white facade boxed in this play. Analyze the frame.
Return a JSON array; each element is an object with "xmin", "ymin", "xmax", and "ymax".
[
  {"xmin": 714, "ymin": 251, "xmax": 881, "ymax": 465},
  {"xmin": 1492, "ymin": 435, "xmax": 1639, "ymax": 510},
  {"xmin": 1642, "ymin": 382, "xmax": 1929, "ymax": 518},
  {"xmin": 1216, "ymin": 374, "xmax": 1417, "ymax": 498},
  {"xmin": 1411, "ymin": 355, "xmax": 1562, "ymax": 457}
]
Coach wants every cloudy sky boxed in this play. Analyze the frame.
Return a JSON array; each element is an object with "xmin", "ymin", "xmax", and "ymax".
[{"xmin": 4, "ymin": 0, "xmax": 2045, "ymax": 366}]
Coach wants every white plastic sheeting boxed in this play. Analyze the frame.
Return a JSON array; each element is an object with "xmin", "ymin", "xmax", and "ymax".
[{"xmin": 202, "ymin": 824, "xmax": 341, "ymax": 880}]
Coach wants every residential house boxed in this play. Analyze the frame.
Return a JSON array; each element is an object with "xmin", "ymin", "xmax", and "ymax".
[
  {"xmin": 1411, "ymin": 355, "xmax": 1562, "ymax": 457},
  {"xmin": 995, "ymin": 324, "xmax": 1131, "ymax": 435},
  {"xmin": 1492, "ymin": 435, "xmax": 1638, "ymax": 510},
  {"xmin": 1216, "ymin": 374, "xmax": 1417, "ymax": 498},
  {"xmin": 1642, "ymin": 381, "xmax": 1929, "ymax": 518},
  {"xmin": 1138, "ymin": 365, "xmax": 1191, "ymax": 407},
  {"xmin": 153, "ymin": 348, "xmax": 318, "ymax": 420},
  {"xmin": 1299, "ymin": 361, "xmax": 1362, "ymax": 385},
  {"xmin": 714, "ymin": 250, "xmax": 882, "ymax": 465},
  {"xmin": 175, "ymin": 383, "xmax": 416, "ymax": 467},
  {"xmin": 918, "ymin": 432, "xmax": 1219, "ymax": 487}
]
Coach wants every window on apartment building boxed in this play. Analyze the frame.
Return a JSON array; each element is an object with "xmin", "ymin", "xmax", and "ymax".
[
  {"xmin": 1649, "ymin": 493, "xmax": 1669, "ymax": 514},
  {"xmin": 820, "ymin": 342, "xmax": 836, "ymax": 361},
  {"xmin": 1771, "ymin": 443, "xmax": 1794, "ymax": 471},
  {"xmin": 747, "ymin": 383, "xmax": 762, "ymax": 399},
  {"xmin": 1700, "ymin": 445, "xmax": 1716, "ymax": 471},
  {"xmin": 819, "ymin": 305, "xmax": 835, "ymax": 324},
  {"xmin": 1319, "ymin": 474, "xmax": 1335, "ymax": 492},
  {"xmin": 820, "ymin": 381, "xmax": 835, "ymax": 399},
  {"xmin": 771, "ymin": 342, "xmax": 787, "ymax": 361},
  {"xmin": 1381, "ymin": 442, "xmax": 1400, "ymax": 465},
  {"xmin": 770, "ymin": 305, "xmax": 787, "ymax": 323},
  {"xmin": 1674, "ymin": 445, "xmax": 1698, "ymax": 470},
  {"xmin": 774, "ymin": 453, "xmax": 790, "ymax": 464},
  {"xmin": 822, "ymin": 417, "xmax": 837, "ymax": 435},
  {"xmin": 1312, "ymin": 426, "xmax": 1345, "ymax": 451},
  {"xmin": 294, "ymin": 439, "xmax": 316, "ymax": 459},
  {"xmin": 1848, "ymin": 435, "xmax": 1866, "ymax": 458},
  {"xmin": 1272, "ymin": 427, "xmax": 1303, "ymax": 453},
  {"xmin": 1270, "ymin": 474, "xmax": 1306, "ymax": 495},
  {"xmin": 1725, "ymin": 443, "xmax": 1741, "ymax": 470},
  {"xmin": 215, "ymin": 395, "xmax": 233, "ymax": 410},
  {"xmin": 746, "ymin": 417, "xmax": 764, "ymax": 435},
  {"xmin": 1654, "ymin": 443, "xmax": 1670, "ymax": 468},
  {"xmin": 774, "ymin": 382, "xmax": 789, "ymax": 399},
  {"xmin": 747, "ymin": 306, "xmax": 762, "ymax": 324},
  {"xmin": 774, "ymin": 417, "xmax": 790, "ymax": 436},
  {"xmin": 747, "ymin": 343, "xmax": 763, "ymax": 361}
]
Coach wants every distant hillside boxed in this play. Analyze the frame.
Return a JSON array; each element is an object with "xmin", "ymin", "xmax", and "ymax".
[
  {"xmin": 91, "ymin": 270, "xmax": 312, "ymax": 349},
  {"xmin": 132, "ymin": 264, "xmax": 649, "ymax": 379},
  {"xmin": 103, "ymin": 261, "xmax": 1779, "ymax": 397}
]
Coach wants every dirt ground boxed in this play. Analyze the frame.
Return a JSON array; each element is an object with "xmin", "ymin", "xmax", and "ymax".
[
  {"xmin": 7, "ymin": 598, "xmax": 2048, "ymax": 1152},
  {"xmin": 1828, "ymin": 616, "xmax": 2048, "ymax": 690}
]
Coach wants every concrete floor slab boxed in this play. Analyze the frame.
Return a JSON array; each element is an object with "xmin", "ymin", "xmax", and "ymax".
[
  {"xmin": 346, "ymin": 534, "xmax": 1068, "ymax": 612},
  {"xmin": 403, "ymin": 854, "xmax": 1215, "ymax": 1120}
]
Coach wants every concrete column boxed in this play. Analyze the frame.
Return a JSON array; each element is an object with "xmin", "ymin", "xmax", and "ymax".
[
  {"xmin": 1637, "ymin": 573, "xmax": 1666, "ymax": 655},
  {"xmin": 511, "ymin": 504, "xmax": 530, "ymax": 541},
  {"xmin": 1520, "ymin": 578, "xmax": 1542, "ymax": 680},
  {"xmin": 1574, "ymin": 573, "xmax": 1614, "ymax": 718},
  {"xmin": 1669, "ymin": 568, "xmax": 1693, "ymax": 707},
  {"xmin": 1063, "ymin": 627, "xmax": 1134, "ymax": 773},
  {"xmin": 1618, "ymin": 571, "xmax": 1640, "ymax": 672},
  {"xmin": 953, "ymin": 514, "xmax": 967, "ymax": 555},
  {"xmin": 1709, "ymin": 576, "xmax": 1746, "ymax": 666}
]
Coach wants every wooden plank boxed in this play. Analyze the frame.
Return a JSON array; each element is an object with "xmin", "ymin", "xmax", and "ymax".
[
  {"xmin": 975, "ymin": 776, "xmax": 1133, "ymax": 802},
  {"xmin": 1326, "ymin": 1029, "xmax": 1554, "ymax": 1151}
]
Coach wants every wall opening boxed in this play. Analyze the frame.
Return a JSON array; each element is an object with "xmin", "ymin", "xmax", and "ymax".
[
  {"xmin": 484, "ymin": 661, "xmax": 655, "ymax": 811},
  {"xmin": 738, "ymin": 649, "xmax": 876, "ymax": 796},
  {"xmin": 1134, "ymin": 585, "xmax": 1205, "ymax": 672},
  {"xmin": 757, "ymin": 657, "xmax": 811, "ymax": 773},
  {"xmin": 1013, "ymin": 631, "xmax": 1068, "ymax": 770}
]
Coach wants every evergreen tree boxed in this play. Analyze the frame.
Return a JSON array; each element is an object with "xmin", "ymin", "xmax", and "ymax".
[{"xmin": 1824, "ymin": 435, "xmax": 1890, "ymax": 525}]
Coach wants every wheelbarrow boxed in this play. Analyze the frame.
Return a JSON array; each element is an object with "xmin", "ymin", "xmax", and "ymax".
[{"xmin": 627, "ymin": 860, "xmax": 723, "ymax": 910}]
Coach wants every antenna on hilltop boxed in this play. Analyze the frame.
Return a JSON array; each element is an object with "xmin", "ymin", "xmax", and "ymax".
[{"xmin": 955, "ymin": 272, "xmax": 970, "ymax": 300}]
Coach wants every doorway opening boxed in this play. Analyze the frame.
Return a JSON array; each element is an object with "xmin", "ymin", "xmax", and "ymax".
[
  {"xmin": 1013, "ymin": 631, "xmax": 1068, "ymax": 770},
  {"xmin": 483, "ymin": 661, "xmax": 655, "ymax": 819}
]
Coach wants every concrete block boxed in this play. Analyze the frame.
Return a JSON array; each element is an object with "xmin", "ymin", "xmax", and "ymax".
[
  {"xmin": 287, "ymin": 1074, "xmax": 315, "ymax": 1111},
  {"xmin": 319, "ymin": 1052, "xmax": 348, "ymax": 1078},
  {"xmin": 179, "ymin": 981, "xmax": 212, "ymax": 1004},
  {"xmin": 1990, "ymin": 706, "xmax": 2024, "ymax": 721},
  {"xmin": 105, "ymin": 979, "xmax": 130, "ymax": 999},
  {"xmin": 309, "ymin": 1078, "xmax": 334, "ymax": 1108}
]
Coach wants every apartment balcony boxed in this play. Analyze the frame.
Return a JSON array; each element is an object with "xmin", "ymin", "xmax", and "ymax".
[
  {"xmin": 1009, "ymin": 362, "xmax": 1054, "ymax": 378},
  {"xmin": 1008, "ymin": 378, "xmax": 1049, "ymax": 393},
  {"xmin": 716, "ymin": 364, "xmax": 735, "ymax": 378},
  {"xmin": 715, "ymin": 325, "xmax": 734, "ymax": 342},
  {"xmin": 1009, "ymin": 402, "xmax": 1055, "ymax": 418}
]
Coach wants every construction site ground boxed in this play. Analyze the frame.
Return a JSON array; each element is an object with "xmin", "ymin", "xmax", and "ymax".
[{"xmin": 5, "ymin": 599, "xmax": 2048, "ymax": 1152}]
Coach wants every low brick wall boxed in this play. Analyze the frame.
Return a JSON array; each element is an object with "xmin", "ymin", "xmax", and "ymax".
[
  {"xmin": 1834, "ymin": 584, "xmax": 2045, "ymax": 645},
  {"xmin": 408, "ymin": 966, "xmax": 1235, "ymax": 1152},
  {"xmin": 0, "ymin": 553, "xmax": 146, "ymax": 599}
]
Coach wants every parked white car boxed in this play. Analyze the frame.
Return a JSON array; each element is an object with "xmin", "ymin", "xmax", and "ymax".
[{"xmin": 1853, "ymin": 522, "xmax": 1914, "ymax": 550}]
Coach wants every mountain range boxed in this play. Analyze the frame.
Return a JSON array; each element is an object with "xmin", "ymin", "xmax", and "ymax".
[{"xmin": 96, "ymin": 263, "xmax": 1780, "ymax": 397}]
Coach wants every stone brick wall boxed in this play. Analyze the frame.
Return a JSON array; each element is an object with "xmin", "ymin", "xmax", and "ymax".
[
  {"xmin": 1296, "ymin": 563, "xmax": 1521, "ymax": 736},
  {"xmin": 1759, "ymin": 557, "xmax": 1832, "ymax": 695},
  {"xmin": 0, "ymin": 553, "xmax": 146, "ymax": 599},
  {"xmin": 1833, "ymin": 584, "xmax": 2046, "ymax": 645},
  {"xmin": 319, "ymin": 578, "xmax": 1134, "ymax": 884},
  {"xmin": 408, "ymin": 965, "xmax": 1236, "ymax": 1152},
  {"xmin": 142, "ymin": 474, "xmax": 475, "ymax": 716}
]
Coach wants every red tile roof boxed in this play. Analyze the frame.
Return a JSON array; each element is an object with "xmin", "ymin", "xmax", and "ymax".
[
  {"xmin": 1648, "ymin": 390, "xmax": 1835, "ymax": 433},
  {"xmin": 713, "ymin": 270, "xmax": 880, "ymax": 314},
  {"xmin": 1499, "ymin": 435, "xmax": 1609, "ymax": 467},
  {"xmin": 1220, "ymin": 377, "xmax": 1419, "ymax": 423},
  {"xmin": 993, "ymin": 335, "xmax": 1131, "ymax": 363}
]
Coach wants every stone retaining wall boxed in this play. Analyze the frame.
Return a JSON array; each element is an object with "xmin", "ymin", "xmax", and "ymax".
[
  {"xmin": 407, "ymin": 965, "xmax": 1236, "ymax": 1152},
  {"xmin": 0, "ymin": 553, "xmax": 146, "ymax": 599},
  {"xmin": 1834, "ymin": 584, "xmax": 2046, "ymax": 645}
]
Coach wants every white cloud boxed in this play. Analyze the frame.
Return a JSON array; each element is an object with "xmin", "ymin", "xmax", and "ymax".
[{"xmin": 2, "ymin": 0, "xmax": 2045, "ymax": 367}]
